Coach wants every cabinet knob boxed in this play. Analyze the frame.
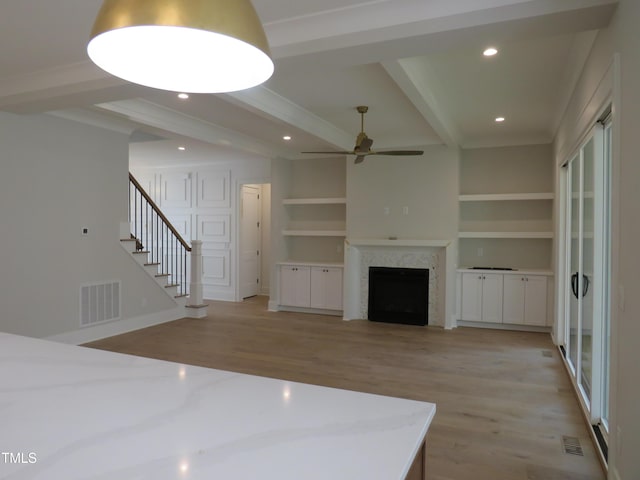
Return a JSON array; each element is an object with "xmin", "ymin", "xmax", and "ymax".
[{"xmin": 478, "ymin": 275, "xmax": 482, "ymax": 279}]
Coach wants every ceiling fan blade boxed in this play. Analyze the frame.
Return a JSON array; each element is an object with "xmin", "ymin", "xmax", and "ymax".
[
  {"xmin": 354, "ymin": 155, "xmax": 366, "ymax": 164},
  {"xmin": 301, "ymin": 151, "xmax": 354, "ymax": 155},
  {"xmin": 374, "ymin": 150, "xmax": 424, "ymax": 156}
]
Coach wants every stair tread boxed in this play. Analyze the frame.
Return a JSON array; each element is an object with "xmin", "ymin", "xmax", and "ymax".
[
  {"xmin": 175, "ymin": 294, "xmax": 189, "ymax": 298},
  {"xmin": 120, "ymin": 238, "xmax": 136, "ymax": 242},
  {"xmin": 144, "ymin": 262, "xmax": 160, "ymax": 267},
  {"xmin": 133, "ymin": 251, "xmax": 150, "ymax": 255},
  {"xmin": 165, "ymin": 283, "xmax": 180, "ymax": 288},
  {"xmin": 155, "ymin": 273, "xmax": 170, "ymax": 278}
]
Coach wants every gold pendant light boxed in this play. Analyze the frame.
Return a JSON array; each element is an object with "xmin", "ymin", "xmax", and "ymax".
[{"xmin": 87, "ymin": 0, "xmax": 274, "ymax": 93}]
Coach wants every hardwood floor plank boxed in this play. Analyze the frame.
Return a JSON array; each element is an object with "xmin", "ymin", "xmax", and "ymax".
[{"xmin": 85, "ymin": 296, "xmax": 604, "ymax": 480}]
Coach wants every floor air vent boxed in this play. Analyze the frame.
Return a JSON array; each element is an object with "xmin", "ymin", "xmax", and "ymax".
[
  {"xmin": 80, "ymin": 281, "xmax": 121, "ymax": 326},
  {"xmin": 562, "ymin": 436, "xmax": 584, "ymax": 456}
]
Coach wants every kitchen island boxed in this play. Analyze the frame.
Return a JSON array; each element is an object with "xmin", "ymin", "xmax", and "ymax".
[{"xmin": 0, "ymin": 332, "xmax": 435, "ymax": 479}]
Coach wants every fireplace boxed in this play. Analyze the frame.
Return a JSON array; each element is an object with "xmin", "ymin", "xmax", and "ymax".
[{"xmin": 368, "ymin": 267, "xmax": 429, "ymax": 326}]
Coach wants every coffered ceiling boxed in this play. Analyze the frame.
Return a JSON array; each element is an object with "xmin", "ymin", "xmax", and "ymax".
[{"xmin": 0, "ymin": 0, "xmax": 618, "ymax": 164}]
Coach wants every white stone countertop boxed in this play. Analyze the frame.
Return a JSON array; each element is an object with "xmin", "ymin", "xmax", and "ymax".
[{"xmin": 0, "ymin": 332, "xmax": 436, "ymax": 480}]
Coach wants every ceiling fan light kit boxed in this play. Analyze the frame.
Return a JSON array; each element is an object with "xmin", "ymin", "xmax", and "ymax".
[
  {"xmin": 302, "ymin": 106, "xmax": 424, "ymax": 164},
  {"xmin": 87, "ymin": 0, "xmax": 274, "ymax": 93}
]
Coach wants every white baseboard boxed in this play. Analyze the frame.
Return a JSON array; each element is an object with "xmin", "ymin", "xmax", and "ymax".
[
  {"xmin": 203, "ymin": 288, "xmax": 236, "ymax": 302},
  {"xmin": 267, "ymin": 300, "xmax": 279, "ymax": 312},
  {"xmin": 46, "ymin": 307, "xmax": 185, "ymax": 345}
]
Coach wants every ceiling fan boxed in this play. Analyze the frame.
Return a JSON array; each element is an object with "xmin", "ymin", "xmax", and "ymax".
[{"xmin": 302, "ymin": 106, "xmax": 424, "ymax": 164}]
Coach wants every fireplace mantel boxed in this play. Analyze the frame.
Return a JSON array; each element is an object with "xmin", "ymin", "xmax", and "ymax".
[
  {"xmin": 347, "ymin": 238, "xmax": 451, "ymax": 248},
  {"xmin": 343, "ymin": 238, "xmax": 457, "ymax": 329}
]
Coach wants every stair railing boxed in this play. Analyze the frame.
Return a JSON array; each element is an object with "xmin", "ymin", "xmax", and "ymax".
[{"xmin": 128, "ymin": 173, "xmax": 191, "ymax": 297}]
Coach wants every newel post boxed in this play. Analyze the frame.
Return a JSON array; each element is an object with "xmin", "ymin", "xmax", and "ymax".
[{"xmin": 185, "ymin": 240, "xmax": 207, "ymax": 318}]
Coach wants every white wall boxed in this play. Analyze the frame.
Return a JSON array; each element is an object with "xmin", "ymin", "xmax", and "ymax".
[
  {"xmin": 610, "ymin": 1, "xmax": 640, "ymax": 478},
  {"xmin": 0, "ymin": 112, "xmax": 178, "ymax": 340},
  {"xmin": 347, "ymin": 145, "xmax": 459, "ymax": 240},
  {"xmin": 554, "ymin": 2, "xmax": 639, "ymax": 478}
]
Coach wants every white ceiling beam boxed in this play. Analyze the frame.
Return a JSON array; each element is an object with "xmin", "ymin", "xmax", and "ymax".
[
  {"xmin": 382, "ymin": 59, "xmax": 461, "ymax": 148},
  {"xmin": 225, "ymin": 87, "xmax": 354, "ymax": 150},
  {"xmin": 265, "ymin": 0, "xmax": 618, "ymax": 60},
  {"xmin": 94, "ymin": 99, "xmax": 292, "ymax": 159}
]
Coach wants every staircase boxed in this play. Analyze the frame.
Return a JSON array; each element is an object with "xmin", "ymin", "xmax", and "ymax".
[{"xmin": 122, "ymin": 173, "xmax": 207, "ymax": 318}]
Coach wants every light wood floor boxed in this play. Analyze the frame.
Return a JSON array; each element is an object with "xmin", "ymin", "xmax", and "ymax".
[{"xmin": 85, "ymin": 296, "xmax": 604, "ymax": 480}]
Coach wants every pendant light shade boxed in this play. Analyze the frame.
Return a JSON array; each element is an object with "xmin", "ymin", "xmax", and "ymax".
[{"xmin": 87, "ymin": 0, "xmax": 274, "ymax": 93}]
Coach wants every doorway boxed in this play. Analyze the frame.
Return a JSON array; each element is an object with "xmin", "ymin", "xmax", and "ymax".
[
  {"xmin": 560, "ymin": 110, "xmax": 612, "ymax": 451},
  {"xmin": 239, "ymin": 184, "xmax": 270, "ymax": 300}
]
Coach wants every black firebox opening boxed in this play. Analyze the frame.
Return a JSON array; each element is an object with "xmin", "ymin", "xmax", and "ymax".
[{"xmin": 368, "ymin": 267, "xmax": 429, "ymax": 326}]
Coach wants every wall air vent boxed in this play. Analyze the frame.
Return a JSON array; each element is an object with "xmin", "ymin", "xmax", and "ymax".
[{"xmin": 80, "ymin": 281, "xmax": 121, "ymax": 326}]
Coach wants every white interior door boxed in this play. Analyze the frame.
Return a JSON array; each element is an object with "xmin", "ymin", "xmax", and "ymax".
[{"xmin": 240, "ymin": 185, "xmax": 261, "ymax": 299}]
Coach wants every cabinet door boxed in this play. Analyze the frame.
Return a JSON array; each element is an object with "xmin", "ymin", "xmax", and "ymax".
[
  {"xmin": 503, "ymin": 275, "xmax": 526, "ymax": 324},
  {"xmin": 310, "ymin": 267, "xmax": 343, "ymax": 310},
  {"xmin": 524, "ymin": 275, "xmax": 548, "ymax": 326},
  {"xmin": 480, "ymin": 274, "xmax": 503, "ymax": 323},
  {"xmin": 280, "ymin": 266, "xmax": 311, "ymax": 307},
  {"xmin": 461, "ymin": 273, "xmax": 483, "ymax": 321}
]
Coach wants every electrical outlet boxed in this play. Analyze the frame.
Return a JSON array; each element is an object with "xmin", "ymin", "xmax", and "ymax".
[
  {"xmin": 477, "ymin": 247, "xmax": 484, "ymax": 257},
  {"xmin": 384, "ymin": 206, "xmax": 390, "ymax": 215},
  {"xmin": 402, "ymin": 206, "xmax": 409, "ymax": 215}
]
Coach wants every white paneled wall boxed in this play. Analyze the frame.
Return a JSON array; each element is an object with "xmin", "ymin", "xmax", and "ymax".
[
  {"xmin": 131, "ymin": 160, "xmax": 270, "ymax": 301},
  {"xmin": 134, "ymin": 167, "xmax": 232, "ymax": 299}
]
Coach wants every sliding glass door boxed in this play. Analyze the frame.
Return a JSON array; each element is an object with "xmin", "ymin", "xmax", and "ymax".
[{"xmin": 562, "ymin": 113, "xmax": 611, "ymax": 446}]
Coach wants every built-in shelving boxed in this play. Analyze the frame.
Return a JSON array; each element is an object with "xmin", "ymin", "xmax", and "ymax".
[
  {"xmin": 458, "ymin": 145, "xmax": 554, "ymax": 271},
  {"xmin": 459, "ymin": 231, "xmax": 554, "ymax": 239},
  {"xmin": 459, "ymin": 193, "xmax": 554, "ymax": 202},
  {"xmin": 282, "ymin": 230, "xmax": 347, "ymax": 237},
  {"xmin": 283, "ymin": 197, "xmax": 347, "ymax": 205}
]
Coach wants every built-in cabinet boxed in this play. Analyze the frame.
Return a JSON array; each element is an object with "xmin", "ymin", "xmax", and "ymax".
[
  {"xmin": 459, "ymin": 269, "xmax": 552, "ymax": 327},
  {"xmin": 279, "ymin": 265, "xmax": 311, "ymax": 308},
  {"xmin": 279, "ymin": 263, "xmax": 343, "ymax": 312},
  {"xmin": 460, "ymin": 272, "xmax": 503, "ymax": 323},
  {"xmin": 272, "ymin": 157, "xmax": 346, "ymax": 314},
  {"xmin": 502, "ymin": 274, "xmax": 548, "ymax": 326}
]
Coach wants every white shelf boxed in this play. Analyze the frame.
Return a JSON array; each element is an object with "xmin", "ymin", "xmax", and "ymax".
[
  {"xmin": 283, "ymin": 197, "xmax": 347, "ymax": 205},
  {"xmin": 459, "ymin": 231, "xmax": 554, "ymax": 239},
  {"xmin": 459, "ymin": 193, "xmax": 554, "ymax": 201},
  {"xmin": 282, "ymin": 230, "xmax": 347, "ymax": 237}
]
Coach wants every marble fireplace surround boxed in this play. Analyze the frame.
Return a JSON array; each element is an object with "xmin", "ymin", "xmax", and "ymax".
[{"xmin": 343, "ymin": 238, "xmax": 457, "ymax": 329}]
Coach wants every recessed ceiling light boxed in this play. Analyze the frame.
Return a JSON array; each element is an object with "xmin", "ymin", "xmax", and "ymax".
[
  {"xmin": 495, "ymin": 117, "xmax": 505, "ymax": 123},
  {"xmin": 483, "ymin": 47, "xmax": 498, "ymax": 57},
  {"xmin": 178, "ymin": 146, "xmax": 186, "ymax": 151},
  {"xmin": 283, "ymin": 135, "xmax": 292, "ymax": 141},
  {"xmin": 178, "ymin": 93, "xmax": 189, "ymax": 100}
]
